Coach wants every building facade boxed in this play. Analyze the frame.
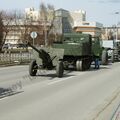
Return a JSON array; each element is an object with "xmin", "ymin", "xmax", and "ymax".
[
  {"xmin": 53, "ymin": 9, "xmax": 73, "ymax": 34},
  {"xmin": 74, "ymin": 21, "xmax": 103, "ymax": 37},
  {"xmin": 3, "ymin": 20, "xmax": 46, "ymax": 45},
  {"xmin": 101, "ymin": 26, "xmax": 120, "ymax": 40},
  {"xmin": 25, "ymin": 7, "xmax": 39, "ymax": 21},
  {"xmin": 70, "ymin": 10, "xmax": 86, "ymax": 27}
]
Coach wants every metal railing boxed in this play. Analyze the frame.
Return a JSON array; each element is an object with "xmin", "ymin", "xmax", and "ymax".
[{"xmin": 0, "ymin": 51, "xmax": 33, "ymax": 65}]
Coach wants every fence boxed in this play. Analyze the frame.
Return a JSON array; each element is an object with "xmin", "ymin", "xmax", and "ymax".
[{"xmin": 0, "ymin": 51, "xmax": 33, "ymax": 65}]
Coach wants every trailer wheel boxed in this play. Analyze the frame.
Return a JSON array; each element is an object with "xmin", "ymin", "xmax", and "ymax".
[
  {"xmin": 29, "ymin": 60, "xmax": 38, "ymax": 76},
  {"xmin": 101, "ymin": 50, "xmax": 108, "ymax": 65},
  {"xmin": 56, "ymin": 61, "xmax": 64, "ymax": 78}
]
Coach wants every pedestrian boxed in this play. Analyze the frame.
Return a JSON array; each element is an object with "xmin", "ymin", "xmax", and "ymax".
[
  {"xmin": 95, "ymin": 58, "xmax": 100, "ymax": 69},
  {"xmin": 94, "ymin": 53, "xmax": 100, "ymax": 69}
]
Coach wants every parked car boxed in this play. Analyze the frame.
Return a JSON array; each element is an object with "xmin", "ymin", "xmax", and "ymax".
[
  {"xmin": 2, "ymin": 43, "xmax": 13, "ymax": 50},
  {"xmin": 17, "ymin": 44, "xmax": 27, "ymax": 49}
]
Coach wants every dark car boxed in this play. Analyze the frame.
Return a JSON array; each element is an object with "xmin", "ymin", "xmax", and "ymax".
[
  {"xmin": 17, "ymin": 44, "xmax": 27, "ymax": 49},
  {"xmin": 2, "ymin": 43, "xmax": 13, "ymax": 49}
]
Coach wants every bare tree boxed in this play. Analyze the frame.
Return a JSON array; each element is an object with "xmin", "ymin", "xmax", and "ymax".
[
  {"xmin": 47, "ymin": 4, "xmax": 55, "ymax": 34},
  {"xmin": 0, "ymin": 11, "xmax": 15, "ymax": 51},
  {"xmin": 107, "ymin": 30, "xmax": 114, "ymax": 40},
  {"xmin": 7, "ymin": 10, "xmax": 37, "ymax": 45},
  {"xmin": 10, "ymin": 10, "xmax": 45, "ymax": 45},
  {"xmin": 11, "ymin": 10, "xmax": 31, "ymax": 43},
  {"xmin": 39, "ymin": 2, "xmax": 55, "ymax": 46},
  {"xmin": 39, "ymin": 2, "xmax": 48, "ymax": 46},
  {"xmin": 0, "ymin": 11, "xmax": 4, "ymax": 51},
  {"xmin": 1, "ymin": 11, "xmax": 15, "ymax": 45}
]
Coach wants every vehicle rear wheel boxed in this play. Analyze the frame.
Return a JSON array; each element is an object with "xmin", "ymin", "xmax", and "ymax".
[
  {"xmin": 29, "ymin": 60, "xmax": 38, "ymax": 76},
  {"xmin": 76, "ymin": 60, "xmax": 80, "ymax": 71},
  {"xmin": 76, "ymin": 60, "xmax": 85, "ymax": 71},
  {"xmin": 56, "ymin": 61, "xmax": 64, "ymax": 78},
  {"xmin": 84, "ymin": 58, "xmax": 91, "ymax": 70}
]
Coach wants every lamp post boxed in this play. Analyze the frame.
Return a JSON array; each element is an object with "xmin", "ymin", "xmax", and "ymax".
[{"xmin": 115, "ymin": 12, "xmax": 119, "ymax": 41}]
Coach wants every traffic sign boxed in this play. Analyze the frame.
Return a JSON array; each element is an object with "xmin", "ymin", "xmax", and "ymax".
[{"xmin": 30, "ymin": 32, "xmax": 37, "ymax": 39}]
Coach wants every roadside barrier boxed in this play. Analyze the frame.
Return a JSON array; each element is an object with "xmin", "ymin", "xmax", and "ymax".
[{"xmin": 0, "ymin": 51, "xmax": 33, "ymax": 65}]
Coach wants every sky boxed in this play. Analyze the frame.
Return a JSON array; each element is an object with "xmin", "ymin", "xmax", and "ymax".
[{"xmin": 0, "ymin": 0, "xmax": 120, "ymax": 26}]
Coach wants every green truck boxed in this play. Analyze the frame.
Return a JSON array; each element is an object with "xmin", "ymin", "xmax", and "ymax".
[
  {"xmin": 53, "ymin": 33, "xmax": 92, "ymax": 71},
  {"xmin": 53, "ymin": 33, "xmax": 108, "ymax": 71}
]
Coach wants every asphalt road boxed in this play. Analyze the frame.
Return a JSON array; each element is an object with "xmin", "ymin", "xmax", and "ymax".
[{"xmin": 0, "ymin": 63, "xmax": 120, "ymax": 120}]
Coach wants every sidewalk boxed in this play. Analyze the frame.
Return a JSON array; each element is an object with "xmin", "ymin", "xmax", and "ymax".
[
  {"xmin": 85, "ymin": 87, "xmax": 120, "ymax": 120},
  {"xmin": 96, "ymin": 87, "xmax": 120, "ymax": 120}
]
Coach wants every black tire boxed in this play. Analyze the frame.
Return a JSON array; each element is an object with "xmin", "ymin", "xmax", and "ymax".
[
  {"xmin": 101, "ymin": 50, "xmax": 108, "ymax": 65},
  {"xmin": 56, "ymin": 61, "xmax": 64, "ymax": 78},
  {"xmin": 29, "ymin": 60, "xmax": 38, "ymax": 76},
  {"xmin": 84, "ymin": 58, "xmax": 91, "ymax": 70},
  {"xmin": 63, "ymin": 62, "xmax": 69, "ymax": 70},
  {"xmin": 76, "ymin": 60, "xmax": 85, "ymax": 71},
  {"xmin": 76, "ymin": 60, "xmax": 81, "ymax": 71}
]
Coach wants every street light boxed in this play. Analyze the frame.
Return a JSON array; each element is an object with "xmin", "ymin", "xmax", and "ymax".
[{"xmin": 115, "ymin": 12, "xmax": 119, "ymax": 41}]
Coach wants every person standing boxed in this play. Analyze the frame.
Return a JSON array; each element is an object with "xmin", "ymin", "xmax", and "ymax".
[{"xmin": 94, "ymin": 54, "xmax": 100, "ymax": 69}]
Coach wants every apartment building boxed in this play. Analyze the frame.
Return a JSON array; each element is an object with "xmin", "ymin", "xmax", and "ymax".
[
  {"xmin": 70, "ymin": 10, "xmax": 86, "ymax": 27},
  {"xmin": 25, "ymin": 7, "xmax": 39, "ymax": 21},
  {"xmin": 4, "ymin": 20, "xmax": 45, "ymax": 45},
  {"xmin": 55, "ymin": 9, "xmax": 103, "ymax": 37},
  {"xmin": 74, "ymin": 21, "xmax": 103, "ymax": 37},
  {"xmin": 53, "ymin": 9, "xmax": 73, "ymax": 34}
]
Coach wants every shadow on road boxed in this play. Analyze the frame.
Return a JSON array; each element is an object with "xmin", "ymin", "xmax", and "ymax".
[
  {"xmin": 34, "ymin": 70, "xmax": 75, "ymax": 80},
  {"xmin": 0, "ymin": 87, "xmax": 23, "ymax": 99},
  {"xmin": 26, "ymin": 63, "xmax": 112, "ymax": 81}
]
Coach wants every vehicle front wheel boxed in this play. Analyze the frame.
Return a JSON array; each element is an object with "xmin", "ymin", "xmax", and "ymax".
[
  {"xmin": 29, "ymin": 60, "xmax": 38, "ymax": 76},
  {"xmin": 76, "ymin": 60, "xmax": 85, "ymax": 71}
]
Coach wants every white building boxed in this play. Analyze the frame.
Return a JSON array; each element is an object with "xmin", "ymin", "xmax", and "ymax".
[
  {"xmin": 25, "ymin": 7, "xmax": 39, "ymax": 21},
  {"xmin": 74, "ymin": 21, "xmax": 103, "ymax": 37},
  {"xmin": 70, "ymin": 10, "xmax": 86, "ymax": 27},
  {"xmin": 69, "ymin": 9, "xmax": 103, "ymax": 37}
]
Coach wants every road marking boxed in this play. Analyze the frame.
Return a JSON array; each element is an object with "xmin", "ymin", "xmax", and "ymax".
[
  {"xmin": 47, "ymin": 71, "xmax": 87, "ymax": 85},
  {"xmin": 47, "ymin": 75, "xmax": 75, "ymax": 85}
]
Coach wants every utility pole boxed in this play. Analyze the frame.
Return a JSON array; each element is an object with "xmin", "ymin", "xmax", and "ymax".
[{"xmin": 115, "ymin": 12, "xmax": 119, "ymax": 41}]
